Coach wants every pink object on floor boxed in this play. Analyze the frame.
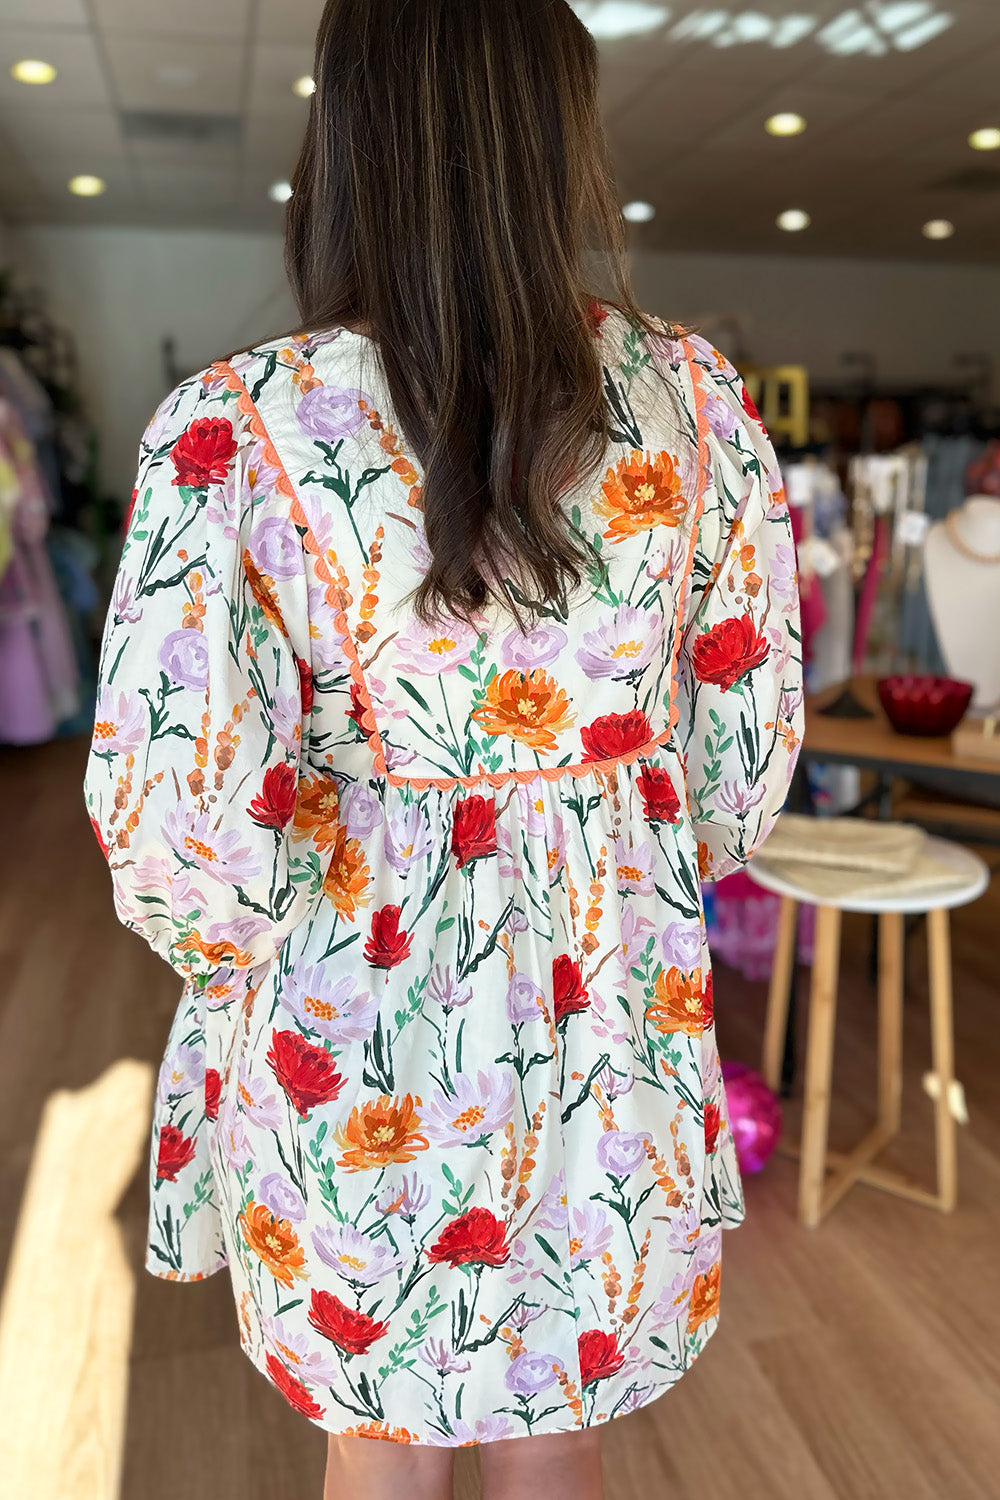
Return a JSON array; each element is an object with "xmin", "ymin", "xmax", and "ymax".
[
  {"xmin": 709, "ymin": 869, "xmax": 815, "ymax": 980},
  {"xmin": 721, "ymin": 1061, "xmax": 783, "ymax": 1174}
]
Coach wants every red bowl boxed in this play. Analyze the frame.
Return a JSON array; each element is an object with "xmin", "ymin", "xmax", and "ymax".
[{"xmin": 876, "ymin": 674, "xmax": 974, "ymax": 736}]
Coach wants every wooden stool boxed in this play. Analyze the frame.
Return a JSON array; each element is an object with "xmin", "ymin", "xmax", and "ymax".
[{"xmin": 747, "ymin": 836, "xmax": 989, "ymax": 1227}]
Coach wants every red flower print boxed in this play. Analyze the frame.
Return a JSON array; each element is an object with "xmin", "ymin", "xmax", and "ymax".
[
  {"xmin": 170, "ymin": 416, "xmax": 237, "ymax": 488},
  {"xmin": 702, "ymin": 971, "xmax": 714, "ymax": 1028},
  {"xmin": 365, "ymin": 906, "xmax": 413, "ymax": 969},
  {"xmin": 205, "ymin": 1067, "xmax": 221, "ymax": 1122},
  {"xmin": 637, "ymin": 763, "xmax": 681, "ymax": 825},
  {"xmin": 427, "ymin": 1208, "xmax": 511, "ymax": 1268},
  {"xmin": 267, "ymin": 1029, "xmax": 345, "ymax": 1118},
  {"xmin": 553, "ymin": 954, "xmax": 589, "ymax": 1024},
  {"xmin": 348, "ymin": 682, "xmax": 373, "ymax": 738},
  {"xmin": 578, "ymin": 1328, "xmax": 625, "ymax": 1387},
  {"xmin": 122, "ymin": 486, "xmax": 137, "ymax": 537},
  {"xmin": 452, "ymin": 795, "xmax": 498, "ymax": 868},
  {"xmin": 741, "ymin": 382, "xmax": 763, "ymax": 426},
  {"xmin": 89, "ymin": 814, "xmax": 110, "ymax": 859},
  {"xmin": 248, "ymin": 762, "xmax": 298, "ymax": 830},
  {"xmin": 692, "ymin": 613, "xmax": 770, "ymax": 692},
  {"xmin": 265, "ymin": 1352, "xmax": 327, "ymax": 1419},
  {"xmin": 297, "ymin": 656, "xmax": 314, "ymax": 717},
  {"xmin": 586, "ymin": 298, "xmax": 609, "ymax": 335},
  {"xmin": 156, "ymin": 1123, "xmax": 197, "ymax": 1182},
  {"xmin": 581, "ymin": 709, "xmax": 654, "ymax": 763},
  {"xmin": 308, "ymin": 1289, "xmax": 390, "ymax": 1355},
  {"xmin": 704, "ymin": 1099, "xmax": 722, "ymax": 1155}
]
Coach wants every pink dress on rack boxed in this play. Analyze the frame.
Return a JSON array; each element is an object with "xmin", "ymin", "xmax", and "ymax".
[{"xmin": 0, "ymin": 398, "xmax": 80, "ymax": 744}]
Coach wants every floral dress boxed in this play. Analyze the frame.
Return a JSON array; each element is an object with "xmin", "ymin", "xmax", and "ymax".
[{"xmin": 84, "ymin": 306, "xmax": 802, "ymax": 1445}]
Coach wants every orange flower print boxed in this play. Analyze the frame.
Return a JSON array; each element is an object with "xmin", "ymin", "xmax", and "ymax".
[
  {"xmin": 176, "ymin": 928, "xmax": 254, "ymax": 971},
  {"xmin": 242, "ymin": 550, "xmax": 288, "ymax": 636},
  {"xmin": 343, "ymin": 1423, "xmax": 415, "ymax": 1443},
  {"xmin": 471, "ymin": 669, "xmax": 575, "ymax": 753},
  {"xmin": 294, "ymin": 772, "xmax": 340, "ymax": 848},
  {"xmin": 646, "ymin": 965, "xmax": 708, "ymax": 1036},
  {"xmin": 597, "ymin": 450, "xmax": 688, "ymax": 541},
  {"xmin": 322, "ymin": 824, "xmax": 372, "ymax": 920},
  {"xmin": 687, "ymin": 1262, "xmax": 721, "ymax": 1333},
  {"xmin": 238, "ymin": 1200, "xmax": 307, "ymax": 1288},
  {"xmin": 334, "ymin": 1094, "xmax": 429, "ymax": 1172}
]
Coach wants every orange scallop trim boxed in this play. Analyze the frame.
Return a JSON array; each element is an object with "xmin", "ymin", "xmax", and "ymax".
[
  {"xmin": 216, "ymin": 345, "xmax": 712, "ymax": 794},
  {"xmin": 218, "ymin": 359, "xmax": 395, "ymax": 781},
  {"xmin": 664, "ymin": 337, "xmax": 711, "ymax": 741}
]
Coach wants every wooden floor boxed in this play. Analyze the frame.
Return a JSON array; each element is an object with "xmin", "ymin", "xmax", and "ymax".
[{"xmin": 2, "ymin": 736, "xmax": 999, "ymax": 1500}]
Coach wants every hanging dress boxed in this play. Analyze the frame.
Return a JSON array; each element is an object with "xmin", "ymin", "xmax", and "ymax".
[{"xmin": 84, "ymin": 308, "xmax": 803, "ymax": 1445}]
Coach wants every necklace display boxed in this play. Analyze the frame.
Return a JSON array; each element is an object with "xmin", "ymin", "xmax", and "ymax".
[{"xmin": 945, "ymin": 509, "xmax": 1000, "ymax": 566}]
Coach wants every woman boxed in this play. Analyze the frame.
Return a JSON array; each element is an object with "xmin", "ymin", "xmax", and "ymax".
[{"xmin": 84, "ymin": 2, "xmax": 802, "ymax": 1496}]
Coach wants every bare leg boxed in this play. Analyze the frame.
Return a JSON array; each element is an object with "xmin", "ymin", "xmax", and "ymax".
[
  {"xmin": 324, "ymin": 1434, "xmax": 454, "ymax": 1500},
  {"xmin": 481, "ymin": 1428, "xmax": 605, "ymax": 1500}
]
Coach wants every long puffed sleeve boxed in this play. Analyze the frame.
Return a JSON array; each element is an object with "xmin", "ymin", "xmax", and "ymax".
[
  {"xmin": 674, "ymin": 338, "xmax": 804, "ymax": 881},
  {"xmin": 84, "ymin": 370, "xmax": 323, "ymax": 981}
]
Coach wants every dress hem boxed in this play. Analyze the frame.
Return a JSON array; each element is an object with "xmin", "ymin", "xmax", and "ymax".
[{"xmin": 233, "ymin": 1304, "xmax": 722, "ymax": 1446}]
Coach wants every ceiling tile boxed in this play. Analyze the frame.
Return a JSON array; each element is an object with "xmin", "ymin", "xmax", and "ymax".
[
  {"xmin": 101, "ymin": 33, "xmax": 245, "ymax": 114},
  {"xmin": 243, "ymin": 111, "xmax": 307, "ymax": 175},
  {"xmin": 0, "ymin": 27, "xmax": 109, "ymax": 106},
  {"xmin": 91, "ymin": 0, "xmax": 251, "ymax": 40},
  {"xmin": 26, "ymin": 153, "xmax": 137, "ymax": 197},
  {"xmin": 127, "ymin": 130, "xmax": 241, "ymax": 170},
  {"xmin": 0, "ymin": 104, "xmax": 123, "ymax": 161},
  {"xmin": 136, "ymin": 161, "xmax": 240, "ymax": 211},
  {"xmin": 0, "ymin": 0, "xmax": 87, "ymax": 21},
  {"xmin": 256, "ymin": 0, "xmax": 324, "ymax": 46},
  {"xmin": 247, "ymin": 41, "xmax": 316, "ymax": 118}
]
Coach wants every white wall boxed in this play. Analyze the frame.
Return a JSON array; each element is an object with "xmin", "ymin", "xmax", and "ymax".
[
  {"xmin": 7, "ymin": 224, "xmax": 296, "ymax": 502},
  {"xmin": 629, "ymin": 247, "xmax": 1000, "ymax": 398},
  {"xmin": 6, "ymin": 223, "xmax": 1000, "ymax": 503}
]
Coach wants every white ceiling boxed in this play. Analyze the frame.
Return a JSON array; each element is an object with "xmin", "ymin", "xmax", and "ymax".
[{"xmin": 0, "ymin": 1, "xmax": 997, "ymax": 263}]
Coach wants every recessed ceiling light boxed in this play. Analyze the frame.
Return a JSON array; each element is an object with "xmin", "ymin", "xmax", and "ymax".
[
  {"xmin": 269, "ymin": 181, "xmax": 294, "ymax": 204},
  {"xmin": 623, "ymin": 200, "xmax": 655, "ymax": 223},
  {"xmin": 777, "ymin": 208, "xmax": 810, "ymax": 232},
  {"xmin": 765, "ymin": 111, "xmax": 807, "ymax": 137},
  {"xmin": 969, "ymin": 127, "xmax": 1000, "ymax": 152},
  {"xmin": 293, "ymin": 75, "xmax": 316, "ymax": 98},
  {"xmin": 69, "ymin": 175, "xmax": 107, "ymax": 198},
  {"xmin": 571, "ymin": 3, "xmax": 670, "ymax": 41},
  {"xmin": 922, "ymin": 218, "xmax": 954, "ymax": 240},
  {"xmin": 11, "ymin": 59, "xmax": 57, "ymax": 86}
]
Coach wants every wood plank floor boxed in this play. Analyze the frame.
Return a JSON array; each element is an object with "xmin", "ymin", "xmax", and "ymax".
[{"xmin": 2, "ymin": 736, "xmax": 998, "ymax": 1499}]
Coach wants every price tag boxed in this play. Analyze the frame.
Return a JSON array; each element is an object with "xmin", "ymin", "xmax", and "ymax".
[
  {"xmin": 897, "ymin": 510, "xmax": 931, "ymax": 546},
  {"xmin": 785, "ymin": 464, "xmax": 814, "ymax": 509},
  {"xmin": 798, "ymin": 536, "xmax": 841, "ymax": 578}
]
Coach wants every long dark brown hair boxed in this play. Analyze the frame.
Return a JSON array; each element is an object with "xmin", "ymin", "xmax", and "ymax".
[{"xmin": 286, "ymin": 0, "xmax": 668, "ymax": 625}]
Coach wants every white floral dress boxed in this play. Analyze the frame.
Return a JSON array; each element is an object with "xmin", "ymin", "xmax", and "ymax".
[{"xmin": 84, "ymin": 307, "xmax": 802, "ymax": 1444}]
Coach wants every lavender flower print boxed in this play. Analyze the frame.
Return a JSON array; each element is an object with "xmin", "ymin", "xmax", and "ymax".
[
  {"xmin": 282, "ymin": 963, "xmax": 378, "ymax": 1044},
  {"xmin": 249, "ymin": 515, "xmax": 301, "ymax": 579},
  {"xmin": 422, "ymin": 1068, "xmax": 515, "ymax": 1146},
  {"xmin": 426, "ymin": 965, "xmax": 473, "ymax": 1012},
  {"xmin": 91, "ymin": 687, "xmax": 147, "ymax": 756},
  {"xmin": 258, "ymin": 1173, "xmax": 306, "ymax": 1223},
  {"xmin": 158, "ymin": 628, "xmax": 208, "ymax": 690},
  {"xmin": 575, "ymin": 603, "xmax": 664, "ymax": 680},
  {"xmin": 501, "ymin": 621, "xmax": 568, "ymax": 671},
  {"xmin": 662, "ymin": 921, "xmax": 703, "ymax": 972},
  {"xmin": 311, "ymin": 1223, "xmax": 405, "ymax": 1285},
  {"xmin": 596, "ymin": 1130, "xmax": 651, "ymax": 1179},
  {"xmin": 297, "ymin": 383, "xmax": 368, "ymax": 440},
  {"xmin": 504, "ymin": 1351, "xmax": 562, "ymax": 1396}
]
